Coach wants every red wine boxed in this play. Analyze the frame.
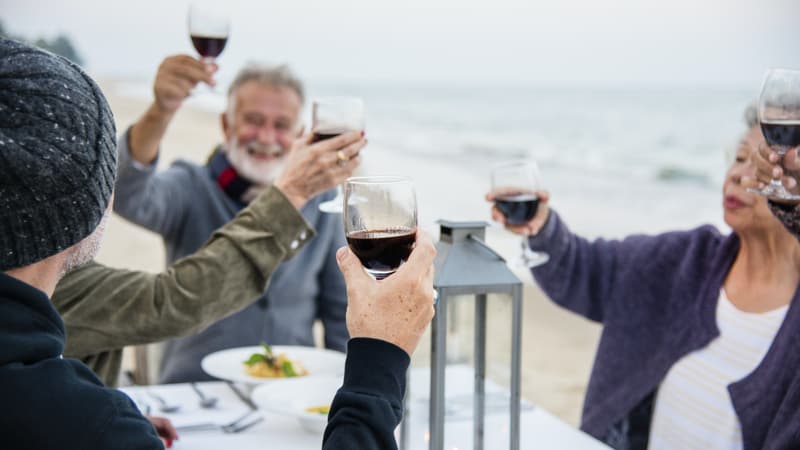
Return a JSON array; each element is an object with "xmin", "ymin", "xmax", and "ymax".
[
  {"xmin": 346, "ymin": 228, "xmax": 416, "ymax": 278},
  {"xmin": 311, "ymin": 129, "xmax": 348, "ymax": 143},
  {"xmin": 761, "ymin": 121, "xmax": 800, "ymax": 147},
  {"xmin": 495, "ymin": 194, "xmax": 539, "ymax": 225},
  {"xmin": 190, "ymin": 34, "xmax": 228, "ymax": 58}
]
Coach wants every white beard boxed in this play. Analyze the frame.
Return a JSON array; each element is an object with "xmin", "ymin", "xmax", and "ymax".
[
  {"xmin": 61, "ymin": 205, "xmax": 110, "ymax": 276},
  {"xmin": 225, "ymin": 137, "xmax": 286, "ymax": 187}
]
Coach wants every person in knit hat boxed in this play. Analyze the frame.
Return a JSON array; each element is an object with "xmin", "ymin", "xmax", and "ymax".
[{"xmin": 0, "ymin": 37, "xmax": 167, "ymax": 448}]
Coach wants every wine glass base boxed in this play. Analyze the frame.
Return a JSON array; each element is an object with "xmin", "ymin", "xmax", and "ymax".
[
  {"xmin": 517, "ymin": 252, "xmax": 549, "ymax": 269},
  {"xmin": 747, "ymin": 185, "xmax": 800, "ymax": 201}
]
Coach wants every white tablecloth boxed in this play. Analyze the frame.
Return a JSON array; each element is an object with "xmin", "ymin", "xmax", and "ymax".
[{"xmin": 120, "ymin": 366, "xmax": 610, "ymax": 449}]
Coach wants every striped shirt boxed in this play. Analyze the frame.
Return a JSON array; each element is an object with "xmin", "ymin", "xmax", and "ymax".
[{"xmin": 648, "ymin": 289, "xmax": 789, "ymax": 450}]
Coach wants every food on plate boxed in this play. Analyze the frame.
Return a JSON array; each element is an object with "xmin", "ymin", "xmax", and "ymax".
[
  {"xmin": 305, "ymin": 405, "xmax": 330, "ymax": 415},
  {"xmin": 243, "ymin": 344, "xmax": 308, "ymax": 378}
]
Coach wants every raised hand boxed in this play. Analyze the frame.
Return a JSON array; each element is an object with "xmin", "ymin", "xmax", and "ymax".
[
  {"xmin": 486, "ymin": 190, "xmax": 551, "ymax": 236},
  {"xmin": 336, "ymin": 230, "xmax": 436, "ymax": 356},
  {"xmin": 273, "ymin": 131, "xmax": 366, "ymax": 210}
]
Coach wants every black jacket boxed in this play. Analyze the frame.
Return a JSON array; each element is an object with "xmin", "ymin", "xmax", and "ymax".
[{"xmin": 0, "ymin": 272, "xmax": 161, "ymax": 449}]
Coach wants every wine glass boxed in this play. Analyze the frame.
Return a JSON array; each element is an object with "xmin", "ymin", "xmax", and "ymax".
[
  {"xmin": 750, "ymin": 68, "xmax": 800, "ymax": 200},
  {"xmin": 490, "ymin": 161, "xmax": 549, "ymax": 268},
  {"xmin": 188, "ymin": 0, "xmax": 230, "ymax": 91},
  {"xmin": 343, "ymin": 176, "xmax": 417, "ymax": 280},
  {"xmin": 314, "ymin": 97, "xmax": 366, "ymax": 213}
]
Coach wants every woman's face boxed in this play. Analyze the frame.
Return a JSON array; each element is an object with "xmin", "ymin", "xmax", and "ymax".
[{"xmin": 722, "ymin": 125, "xmax": 779, "ymax": 232}]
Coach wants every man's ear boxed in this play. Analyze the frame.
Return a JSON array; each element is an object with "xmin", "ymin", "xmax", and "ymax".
[{"xmin": 221, "ymin": 112, "xmax": 231, "ymax": 141}]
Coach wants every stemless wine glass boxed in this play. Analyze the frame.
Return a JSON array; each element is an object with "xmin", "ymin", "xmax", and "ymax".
[
  {"xmin": 314, "ymin": 97, "xmax": 366, "ymax": 214},
  {"xmin": 343, "ymin": 176, "xmax": 417, "ymax": 280},
  {"xmin": 750, "ymin": 68, "xmax": 800, "ymax": 200},
  {"xmin": 188, "ymin": 1, "xmax": 231, "ymax": 68},
  {"xmin": 491, "ymin": 160, "xmax": 549, "ymax": 268}
]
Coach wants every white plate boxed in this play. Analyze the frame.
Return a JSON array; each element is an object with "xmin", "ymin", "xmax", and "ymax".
[
  {"xmin": 200, "ymin": 345, "xmax": 345, "ymax": 385},
  {"xmin": 252, "ymin": 375, "xmax": 342, "ymax": 434}
]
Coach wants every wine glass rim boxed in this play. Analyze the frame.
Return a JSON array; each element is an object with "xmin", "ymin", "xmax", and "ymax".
[{"xmin": 345, "ymin": 175, "xmax": 412, "ymax": 185}]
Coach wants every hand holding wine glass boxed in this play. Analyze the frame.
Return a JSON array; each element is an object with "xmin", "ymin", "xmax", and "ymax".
[
  {"xmin": 487, "ymin": 190, "xmax": 551, "ymax": 236},
  {"xmin": 273, "ymin": 131, "xmax": 366, "ymax": 209},
  {"xmin": 488, "ymin": 160, "xmax": 550, "ymax": 268},
  {"xmin": 750, "ymin": 68, "xmax": 800, "ymax": 201},
  {"xmin": 751, "ymin": 141, "xmax": 800, "ymax": 201},
  {"xmin": 152, "ymin": 55, "xmax": 217, "ymax": 114},
  {"xmin": 314, "ymin": 97, "xmax": 366, "ymax": 213},
  {"xmin": 335, "ymin": 230, "xmax": 436, "ymax": 356}
]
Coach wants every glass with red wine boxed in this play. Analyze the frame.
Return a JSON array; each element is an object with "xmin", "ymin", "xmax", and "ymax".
[
  {"xmin": 750, "ymin": 68, "xmax": 800, "ymax": 201},
  {"xmin": 314, "ymin": 97, "xmax": 366, "ymax": 213},
  {"xmin": 343, "ymin": 176, "xmax": 417, "ymax": 280},
  {"xmin": 491, "ymin": 160, "xmax": 549, "ymax": 268},
  {"xmin": 188, "ymin": 1, "xmax": 230, "ymax": 90}
]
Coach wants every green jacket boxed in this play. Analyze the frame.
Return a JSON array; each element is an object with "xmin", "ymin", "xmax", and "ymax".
[{"xmin": 52, "ymin": 186, "xmax": 315, "ymax": 386}]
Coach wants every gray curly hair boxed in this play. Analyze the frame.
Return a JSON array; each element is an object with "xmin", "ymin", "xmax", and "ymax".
[{"xmin": 226, "ymin": 63, "xmax": 305, "ymax": 120}]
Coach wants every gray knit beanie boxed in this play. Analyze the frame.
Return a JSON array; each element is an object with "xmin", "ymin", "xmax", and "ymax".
[{"xmin": 0, "ymin": 38, "xmax": 117, "ymax": 271}]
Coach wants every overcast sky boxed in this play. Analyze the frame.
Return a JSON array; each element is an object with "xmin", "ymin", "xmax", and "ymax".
[{"xmin": 3, "ymin": 0, "xmax": 799, "ymax": 86}]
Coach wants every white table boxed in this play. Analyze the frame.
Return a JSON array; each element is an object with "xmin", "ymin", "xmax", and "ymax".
[{"xmin": 120, "ymin": 367, "xmax": 610, "ymax": 449}]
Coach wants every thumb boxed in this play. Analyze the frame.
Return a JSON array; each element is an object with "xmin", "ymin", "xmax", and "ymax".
[
  {"xmin": 336, "ymin": 246, "xmax": 371, "ymax": 284},
  {"xmin": 538, "ymin": 190, "xmax": 550, "ymax": 204},
  {"xmin": 406, "ymin": 231, "xmax": 437, "ymax": 268}
]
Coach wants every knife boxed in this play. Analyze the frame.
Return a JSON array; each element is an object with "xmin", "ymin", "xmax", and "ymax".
[{"xmin": 225, "ymin": 381, "xmax": 258, "ymax": 411}]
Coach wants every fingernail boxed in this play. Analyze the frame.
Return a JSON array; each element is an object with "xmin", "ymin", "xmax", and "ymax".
[
  {"xmin": 360, "ymin": 130, "xmax": 365, "ymax": 137},
  {"xmin": 773, "ymin": 167, "xmax": 781, "ymax": 178},
  {"xmin": 336, "ymin": 247, "xmax": 348, "ymax": 261},
  {"xmin": 788, "ymin": 178, "xmax": 797, "ymax": 188},
  {"xmin": 770, "ymin": 153, "xmax": 778, "ymax": 163}
]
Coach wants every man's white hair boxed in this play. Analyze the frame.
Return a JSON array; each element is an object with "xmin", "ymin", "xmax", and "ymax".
[{"xmin": 225, "ymin": 63, "xmax": 305, "ymax": 121}]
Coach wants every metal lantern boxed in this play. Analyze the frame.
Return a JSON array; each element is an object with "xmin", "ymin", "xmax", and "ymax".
[{"xmin": 401, "ymin": 220, "xmax": 524, "ymax": 450}]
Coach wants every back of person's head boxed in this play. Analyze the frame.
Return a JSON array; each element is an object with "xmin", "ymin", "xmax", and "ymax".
[
  {"xmin": 226, "ymin": 63, "xmax": 305, "ymax": 113},
  {"xmin": 0, "ymin": 38, "xmax": 117, "ymax": 271}
]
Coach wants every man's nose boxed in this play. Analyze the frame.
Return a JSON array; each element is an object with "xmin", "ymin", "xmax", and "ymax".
[{"xmin": 257, "ymin": 126, "xmax": 277, "ymax": 144}]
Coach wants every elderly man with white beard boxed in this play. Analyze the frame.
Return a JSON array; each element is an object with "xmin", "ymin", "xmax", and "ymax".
[{"xmin": 113, "ymin": 55, "xmax": 367, "ymax": 383}]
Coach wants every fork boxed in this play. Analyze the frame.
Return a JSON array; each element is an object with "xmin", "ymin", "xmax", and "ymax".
[{"xmin": 176, "ymin": 410, "xmax": 264, "ymax": 434}]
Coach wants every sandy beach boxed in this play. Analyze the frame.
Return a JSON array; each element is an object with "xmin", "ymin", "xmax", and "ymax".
[{"xmin": 94, "ymin": 79, "xmax": 602, "ymax": 426}]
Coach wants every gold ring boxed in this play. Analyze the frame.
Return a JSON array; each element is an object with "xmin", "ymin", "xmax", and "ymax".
[{"xmin": 336, "ymin": 150, "xmax": 348, "ymax": 164}]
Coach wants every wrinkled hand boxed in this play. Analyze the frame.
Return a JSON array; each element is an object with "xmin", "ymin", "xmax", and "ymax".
[
  {"xmin": 485, "ymin": 190, "xmax": 550, "ymax": 236},
  {"xmin": 336, "ymin": 230, "xmax": 436, "ymax": 356},
  {"xmin": 274, "ymin": 131, "xmax": 366, "ymax": 209},
  {"xmin": 750, "ymin": 142, "xmax": 800, "ymax": 197},
  {"xmin": 146, "ymin": 415, "xmax": 178, "ymax": 448},
  {"xmin": 153, "ymin": 55, "xmax": 217, "ymax": 114}
]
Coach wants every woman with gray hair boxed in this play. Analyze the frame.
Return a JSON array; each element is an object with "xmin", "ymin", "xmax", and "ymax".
[{"xmin": 487, "ymin": 107, "xmax": 800, "ymax": 450}]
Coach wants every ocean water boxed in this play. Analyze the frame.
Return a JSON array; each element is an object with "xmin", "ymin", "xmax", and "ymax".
[
  {"xmin": 118, "ymin": 80, "xmax": 755, "ymax": 242},
  {"xmin": 315, "ymin": 82, "xmax": 755, "ymax": 239}
]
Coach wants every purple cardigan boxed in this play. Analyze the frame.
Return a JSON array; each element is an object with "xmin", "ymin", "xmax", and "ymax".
[{"xmin": 528, "ymin": 212, "xmax": 800, "ymax": 450}]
